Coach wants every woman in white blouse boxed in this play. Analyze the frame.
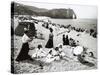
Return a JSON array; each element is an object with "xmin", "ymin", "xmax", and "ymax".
[{"xmin": 16, "ymin": 28, "xmax": 33, "ymax": 61}]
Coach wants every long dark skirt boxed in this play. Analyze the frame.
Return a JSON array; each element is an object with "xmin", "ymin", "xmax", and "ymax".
[
  {"xmin": 45, "ymin": 38, "xmax": 53, "ymax": 48},
  {"xmin": 16, "ymin": 42, "xmax": 31, "ymax": 61},
  {"xmin": 65, "ymin": 39, "xmax": 69, "ymax": 45},
  {"xmin": 63, "ymin": 38, "xmax": 66, "ymax": 45}
]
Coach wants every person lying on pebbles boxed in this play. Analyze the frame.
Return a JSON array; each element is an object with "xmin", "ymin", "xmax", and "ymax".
[{"xmin": 72, "ymin": 46, "xmax": 96, "ymax": 66}]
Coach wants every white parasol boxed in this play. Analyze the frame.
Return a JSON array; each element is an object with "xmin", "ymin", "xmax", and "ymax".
[{"xmin": 73, "ymin": 46, "xmax": 83, "ymax": 55}]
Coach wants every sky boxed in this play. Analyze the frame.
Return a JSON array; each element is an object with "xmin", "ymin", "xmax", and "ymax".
[{"xmin": 15, "ymin": 1, "xmax": 98, "ymax": 19}]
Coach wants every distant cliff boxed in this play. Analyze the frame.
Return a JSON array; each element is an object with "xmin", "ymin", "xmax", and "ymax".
[
  {"xmin": 45, "ymin": 9, "xmax": 77, "ymax": 19},
  {"xmin": 11, "ymin": 2, "xmax": 77, "ymax": 19}
]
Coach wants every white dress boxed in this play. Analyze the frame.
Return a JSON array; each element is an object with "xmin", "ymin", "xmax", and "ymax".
[
  {"xmin": 51, "ymin": 49, "xmax": 60, "ymax": 60},
  {"xmin": 32, "ymin": 48, "xmax": 46, "ymax": 58},
  {"xmin": 59, "ymin": 48, "xmax": 66, "ymax": 57},
  {"xmin": 37, "ymin": 48, "xmax": 46, "ymax": 57},
  {"xmin": 44, "ymin": 54, "xmax": 55, "ymax": 63}
]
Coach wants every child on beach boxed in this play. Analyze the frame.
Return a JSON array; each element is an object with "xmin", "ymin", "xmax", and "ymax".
[
  {"xmin": 58, "ymin": 44, "xmax": 66, "ymax": 57},
  {"xmin": 32, "ymin": 44, "xmax": 46, "ymax": 58},
  {"xmin": 44, "ymin": 50, "xmax": 56, "ymax": 63},
  {"xmin": 58, "ymin": 44, "xmax": 73, "ymax": 61},
  {"xmin": 41, "ymin": 48, "xmax": 60, "ymax": 63}
]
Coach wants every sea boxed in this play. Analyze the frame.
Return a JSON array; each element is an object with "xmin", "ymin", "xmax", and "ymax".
[
  {"xmin": 14, "ymin": 16, "xmax": 97, "ymax": 31},
  {"xmin": 49, "ymin": 18, "xmax": 97, "ymax": 31}
]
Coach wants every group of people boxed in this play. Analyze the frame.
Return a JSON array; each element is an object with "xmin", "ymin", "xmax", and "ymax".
[
  {"xmin": 16, "ymin": 27, "xmax": 54, "ymax": 61},
  {"xmin": 15, "ymin": 18, "xmax": 78, "ymax": 62},
  {"xmin": 90, "ymin": 28, "xmax": 97, "ymax": 38},
  {"xmin": 63, "ymin": 34, "xmax": 69, "ymax": 45},
  {"xmin": 31, "ymin": 44, "xmax": 69, "ymax": 63},
  {"xmin": 16, "ymin": 26, "xmax": 69, "ymax": 62},
  {"xmin": 15, "ymin": 18, "xmax": 96, "ymax": 69}
]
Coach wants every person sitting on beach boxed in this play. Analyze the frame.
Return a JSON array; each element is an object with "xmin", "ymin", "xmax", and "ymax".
[
  {"xmin": 58, "ymin": 44, "xmax": 73, "ymax": 61},
  {"xmin": 32, "ymin": 44, "xmax": 46, "ymax": 58},
  {"xmin": 44, "ymin": 47, "xmax": 62, "ymax": 61},
  {"xmin": 53, "ymin": 46, "xmax": 71, "ymax": 61},
  {"xmin": 44, "ymin": 50, "xmax": 56, "ymax": 63},
  {"xmin": 32, "ymin": 47, "xmax": 59, "ymax": 63},
  {"xmin": 58, "ymin": 44, "xmax": 66, "ymax": 58},
  {"xmin": 31, "ymin": 48, "xmax": 56, "ymax": 64},
  {"xmin": 69, "ymin": 38, "xmax": 77, "ymax": 47},
  {"xmin": 53, "ymin": 47, "xmax": 61, "ymax": 60}
]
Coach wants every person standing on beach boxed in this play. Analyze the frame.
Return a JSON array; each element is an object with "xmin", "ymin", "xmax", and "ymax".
[
  {"xmin": 65, "ymin": 35, "xmax": 69, "ymax": 45},
  {"xmin": 16, "ymin": 28, "xmax": 33, "ymax": 62},
  {"xmin": 62, "ymin": 34, "xmax": 66, "ymax": 45},
  {"xmin": 45, "ymin": 28, "xmax": 54, "ymax": 48}
]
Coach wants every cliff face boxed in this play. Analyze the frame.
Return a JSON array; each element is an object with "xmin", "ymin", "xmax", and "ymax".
[
  {"xmin": 11, "ymin": 2, "xmax": 77, "ymax": 19},
  {"xmin": 46, "ymin": 9, "xmax": 77, "ymax": 19}
]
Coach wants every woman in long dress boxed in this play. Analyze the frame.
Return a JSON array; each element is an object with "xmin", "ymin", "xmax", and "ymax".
[
  {"xmin": 16, "ymin": 28, "xmax": 33, "ymax": 61},
  {"xmin": 45, "ymin": 28, "xmax": 54, "ymax": 48},
  {"xmin": 65, "ymin": 35, "xmax": 69, "ymax": 45},
  {"xmin": 62, "ymin": 34, "xmax": 66, "ymax": 45}
]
